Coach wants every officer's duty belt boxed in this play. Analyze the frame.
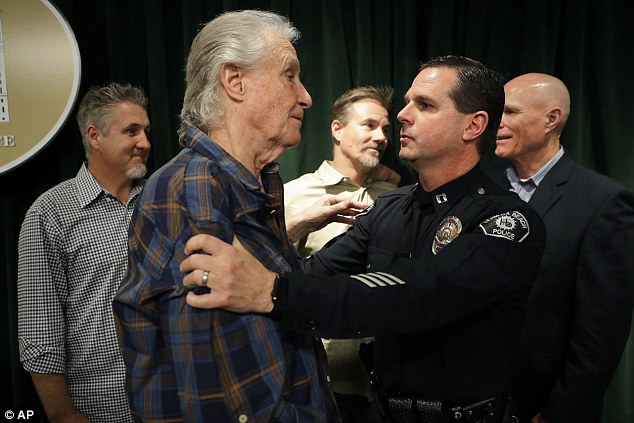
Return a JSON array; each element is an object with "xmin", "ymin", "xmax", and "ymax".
[{"xmin": 386, "ymin": 393, "xmax": 508, "ymax": 423}]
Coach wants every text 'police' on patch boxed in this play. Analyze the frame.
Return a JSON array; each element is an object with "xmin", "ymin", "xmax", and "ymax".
[{"xmin": 478, "ymin": 211, "xmax": 530, "ymax": 242}]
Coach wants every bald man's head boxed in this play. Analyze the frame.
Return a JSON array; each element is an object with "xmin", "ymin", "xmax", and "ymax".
[
  {"xmin": 506, "ymin": 73, "xmax": 570, "ymax": 130},
  {"xmin": 495, "ymin": 73, "xmax": 571, "ymax": 176}
]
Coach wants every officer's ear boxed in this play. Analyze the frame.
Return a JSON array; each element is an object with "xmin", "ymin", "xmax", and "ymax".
[{"xmin": 463, "ymin": 111, "xmax": 488, "ymax": 141}]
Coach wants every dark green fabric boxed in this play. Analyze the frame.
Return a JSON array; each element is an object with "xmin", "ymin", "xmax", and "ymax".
[{"xmin": 1, "ymin": 1, "xmax": 632, "ymax": 421}]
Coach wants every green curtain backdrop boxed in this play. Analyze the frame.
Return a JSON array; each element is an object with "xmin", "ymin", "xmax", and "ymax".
[{"xmin": 1, "ymin": 1, "xmax": 632, "ymax": 421}]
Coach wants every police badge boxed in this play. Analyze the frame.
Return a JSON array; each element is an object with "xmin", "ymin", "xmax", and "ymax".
[{"xmin": 432, "ymin": 216, "xmax": 462, "ymax": 255}]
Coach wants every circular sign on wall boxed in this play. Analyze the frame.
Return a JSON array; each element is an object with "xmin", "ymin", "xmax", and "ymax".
[{"xmin": 0, "ymin": 0, "xmax": 81, "ymax": 175}]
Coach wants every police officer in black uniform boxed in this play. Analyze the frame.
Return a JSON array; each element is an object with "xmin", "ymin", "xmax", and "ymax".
[{"xmin": 181, "ymin": 55, "xmax": 546, "ymax": 423}]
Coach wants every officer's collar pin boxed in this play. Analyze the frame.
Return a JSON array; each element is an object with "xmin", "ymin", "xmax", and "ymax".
[{"xmin": 435, "ymin": 193, "xmax": 448, "ymax": 204}]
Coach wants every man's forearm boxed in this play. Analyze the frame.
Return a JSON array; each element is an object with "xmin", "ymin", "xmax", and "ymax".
[
  {"xmin": 30, "ymin": 372, "xmax": 88, "ymax": 422},
  {"xmin": 285, "ymin": 213, "xmax": 309, "ymax": 244},
  {"xmin": 284, "ymin": 195, "xmax": 366, "ymax": 242}
]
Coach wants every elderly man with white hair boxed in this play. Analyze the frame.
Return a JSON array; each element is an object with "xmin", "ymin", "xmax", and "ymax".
[{"xmin": 113, "ymin": 10, "xmax": 360, "ymax": 422}]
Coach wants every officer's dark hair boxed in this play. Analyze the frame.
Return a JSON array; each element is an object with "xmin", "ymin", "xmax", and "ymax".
[{"xmin": 419, "ymin": 55, "xmax": 504, "ymax": 153}]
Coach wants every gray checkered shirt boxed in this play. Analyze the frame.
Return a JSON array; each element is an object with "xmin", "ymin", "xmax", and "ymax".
[{"xmin": 17, "ymin": 163, "xmax": 142, "ymax": 422}]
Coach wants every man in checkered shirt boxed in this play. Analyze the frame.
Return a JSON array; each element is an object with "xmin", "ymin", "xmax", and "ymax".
[{"xmin": 17, "ymin": 82, "xmax": 151, "ymax": 422}]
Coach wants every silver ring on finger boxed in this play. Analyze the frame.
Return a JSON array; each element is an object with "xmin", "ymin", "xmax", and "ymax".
[{"xmin": 201, "ymin": 270, "xmax": 209, "ymax": 288}]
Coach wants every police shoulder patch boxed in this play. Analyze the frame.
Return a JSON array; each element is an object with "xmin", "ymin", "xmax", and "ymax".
[{"xmin": 478, "ymin": 211, "xmax": 530, "ymax": 242}]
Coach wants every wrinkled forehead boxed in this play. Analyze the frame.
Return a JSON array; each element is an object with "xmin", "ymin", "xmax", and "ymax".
[{"xmin": 267, "ymin": 35, "xmax": 300, "ymax": 68}]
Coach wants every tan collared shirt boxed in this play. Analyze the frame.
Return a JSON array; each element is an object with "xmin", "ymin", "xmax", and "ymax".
[
  {"xmin": 285, "ymin": 160, "xmax": 397, "ymax": 258},
  {"xmin": 284, "ymin": 160, "xmax": 397, "ymax": 397}
]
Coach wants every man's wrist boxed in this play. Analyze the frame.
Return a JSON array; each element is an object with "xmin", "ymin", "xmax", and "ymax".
[
  {"xmin": 270, "ymin": 273, "xmax": 288, "ymax": 318},
  {"xmin": 285, "ymin": 215, "xmax": 305, "ymax": 244}
]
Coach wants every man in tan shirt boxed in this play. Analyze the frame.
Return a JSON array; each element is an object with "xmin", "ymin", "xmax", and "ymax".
[{"xmin": 284, "ymin": 86, "xmax": 397, "ymax": 422}]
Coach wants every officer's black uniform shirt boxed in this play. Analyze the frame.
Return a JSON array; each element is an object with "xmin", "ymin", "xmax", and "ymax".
[{"xmin": 279, "ymin": 165, "xmax": 546, "ymax": 404}]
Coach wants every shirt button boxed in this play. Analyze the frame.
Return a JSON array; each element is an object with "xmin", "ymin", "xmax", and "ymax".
[
  {"xmin": 238, "ymin": 415, "xmax": 248, "ymax": 423},
  {"xmin": 477, "ymin": 187, "xmax": 486, "ymax": 195}
]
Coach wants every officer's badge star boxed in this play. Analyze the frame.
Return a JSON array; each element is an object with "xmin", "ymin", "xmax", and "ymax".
[{"xmin": 432, "ymin": 216, "xmax": 462, "ymax": 255}]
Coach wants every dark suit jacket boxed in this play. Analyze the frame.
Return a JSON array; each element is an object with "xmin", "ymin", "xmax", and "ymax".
[{"xmin": 489, "ymin": 152, "xmax": 634, "ymax": 423}]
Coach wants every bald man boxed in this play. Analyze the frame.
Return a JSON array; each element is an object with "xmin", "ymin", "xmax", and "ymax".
[{"xmin": 492, "ymin": 73, "xmax": 634, "ymax": 423}]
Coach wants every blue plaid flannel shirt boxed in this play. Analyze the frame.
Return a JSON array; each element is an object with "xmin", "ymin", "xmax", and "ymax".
[{"xmin": 114, "ymin": 126, "xmax": 336, "ymax": 423}]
